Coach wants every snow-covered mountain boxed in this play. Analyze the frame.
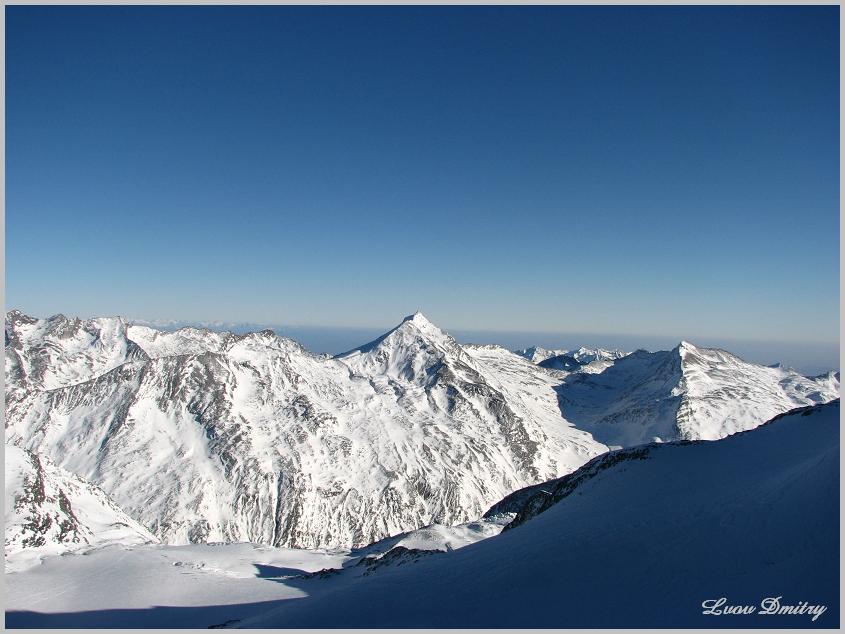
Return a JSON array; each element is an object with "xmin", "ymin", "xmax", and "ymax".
[
  {"xmin": 514, "ymin": 345, "xmax": 627, "ymax": 370},
  {"xmin": 5, "ymin": 310, "xmax": 148, "ymax": 394},
  {"xmin": 124, "ymin": 324, "xmax": 235, "ymax": 358},
  {"xmin": 538, "ymin": 346, "xmax": 628, "ymax": 374},
  {"xmin": 5, "ymin": 310, "xmax": 838, "ymax": 553},
  {"xmin": 513, "ymin": 346, "xmax": 570, "ymax": 364},
  {"xmin": 5, "ymin": 445, "xmax": 157, "ymax": 572},
  {"xmin": 237, "ymin": 400, "xmax": 840, "ymax": 628},
  {"xmin": 554, "ymin": 341, "xmax": 839, "ymax": 447},
  {"xmin": 5, "ymin": 311, "xmax": 606, "ymax": 550}
]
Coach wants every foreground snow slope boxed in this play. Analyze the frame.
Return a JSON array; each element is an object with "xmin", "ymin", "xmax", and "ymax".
[
  {"xmin": 5, "ymin": 506, "xmax": 508, "ymax": 628},
  {"xmin": 4, "ymin": 446, "xmax": 157, "ymax": 572},
  {"xmin": 6, "ymin": 311, "xmax": 605, "ymax": 549},
  {"xmin": 5, "ymin": 543, "xmax": 350, "ymax": 628},
  {"xmin": 238, "ymin": 401, "xmax": 840, "ymax": 628}
]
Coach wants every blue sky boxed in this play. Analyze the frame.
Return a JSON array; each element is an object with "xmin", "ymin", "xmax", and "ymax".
[{"xmin": 6, "ymin": 7, "xmax": 840, "ymax": 356}]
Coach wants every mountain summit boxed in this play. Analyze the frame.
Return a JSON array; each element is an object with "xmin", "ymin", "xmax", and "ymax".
[
  {"xmin": 403, "ymin": 310, "xmax": 435, "ymax": 326},
  {"xmin": 337, "ymin": 312, "xmax": 463, "ymax": 385}
]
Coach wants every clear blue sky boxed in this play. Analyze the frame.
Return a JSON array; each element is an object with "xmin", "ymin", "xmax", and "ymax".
[{"xmin": 6, "ymin": 6, "xmax": 840, "ymax": 349}]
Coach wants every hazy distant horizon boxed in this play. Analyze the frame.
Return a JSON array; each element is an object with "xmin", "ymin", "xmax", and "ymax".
[
  {"xmin": 155, "ymin": 322, "xmax": 845, "ymax": 377},
  {"xmin": 13, "ymin": 309, "xmax": 831, "ymax": 376}
]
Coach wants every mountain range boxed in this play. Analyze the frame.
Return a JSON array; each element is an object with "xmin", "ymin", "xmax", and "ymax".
[
  {"xmin": 5, "ymin": 309, "xmax": 839, "ymax": 554},
  {"xmin": 515, "ymin": 345, "xmax": 628, "ymax": 373}
]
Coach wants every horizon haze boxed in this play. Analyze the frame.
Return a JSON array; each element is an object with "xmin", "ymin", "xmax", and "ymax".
[{"xmin": 7, "ymin": 308, "xmax": 839, "ymax": 377}]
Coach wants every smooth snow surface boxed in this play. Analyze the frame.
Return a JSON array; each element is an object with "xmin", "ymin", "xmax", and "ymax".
[
  {"xmin": 5, "ymin": 543, "xmax": 349, "ymax": 628},
  {"xmin": 5, "ymin": 516, "xmax": 509, "ymax": 627}
]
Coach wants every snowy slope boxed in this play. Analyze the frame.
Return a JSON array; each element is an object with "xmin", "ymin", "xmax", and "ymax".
[
  {"xmin": 6, "ymin": 311, "xmax": 607, "ymax": 550},
  {"xmin": 351, "ymin": 513, "xmax": 513, "ymax": 559},
  {"xmin": 460, "ymin": 343, "xmax": 594, "ymax": 448},
  {"xmin": 237, "ymin": 400, "xmax": 840, "ymax": 628},
  {"xmin": 125, "ymin": 324, "xmax": 235, "ymax": 358},
  {"xmin": 5, "ymin": 543, "xmax": 351, "ymax": 628},
  {"xmin": 555, "ymin": 341, "xmax": 839, "ymax": 446},
  {"xmin": 4, "ymin": 515, "xmax": 510, "ymax": 627},
  {"xmin": 5, "ymin": 445, "xmax": 158, "ymax": 572}
]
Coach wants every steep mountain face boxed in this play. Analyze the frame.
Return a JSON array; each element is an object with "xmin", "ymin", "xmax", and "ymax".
[
  {"xmin": 5, "ymin": 445, "xmax": 157, "ymax": 572},
  {"xmin": 555, "ymin": 341, "xmax": 839, "ymax": 447},
  {"xmin": 5, "ymin": 311, "xmax": 607, "ymax": 550},
  {"xmin": 239, "ymin": 400, "xmax": 840, "ymax": 628}
]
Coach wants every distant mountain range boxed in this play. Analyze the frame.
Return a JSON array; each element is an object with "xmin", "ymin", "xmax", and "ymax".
[
  {"xmin": 5, "ymin": 310, "xmax": 839, "ymax": 555},
  {"xmin": 515, "ymin": 345, "xmax": 627, "ymax": 372}
]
